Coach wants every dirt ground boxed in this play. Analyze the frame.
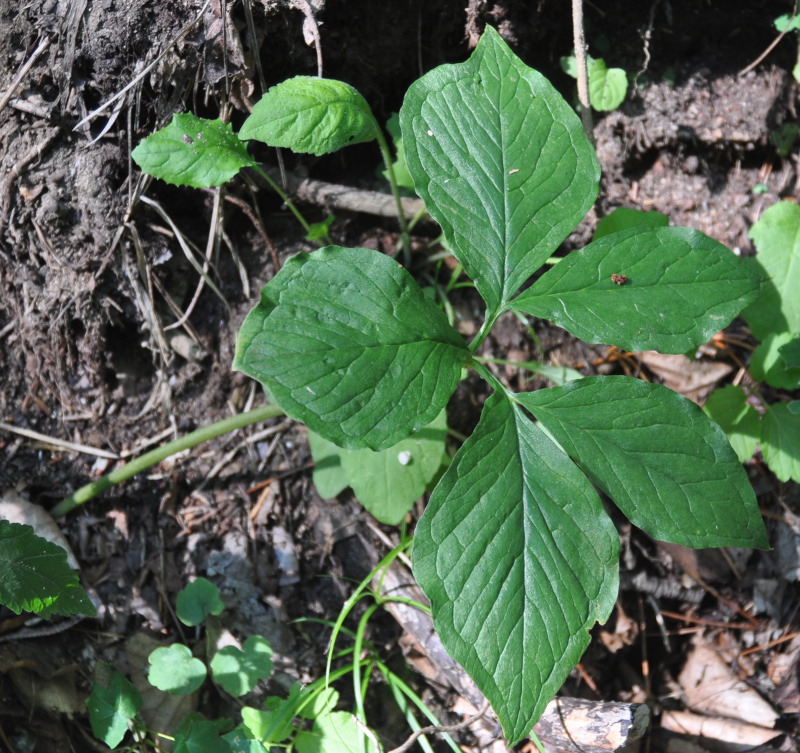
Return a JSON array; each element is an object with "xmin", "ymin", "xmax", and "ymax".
[{"xmin": 1, "ymin": 0, "xmax": 800, "ymax": 751}]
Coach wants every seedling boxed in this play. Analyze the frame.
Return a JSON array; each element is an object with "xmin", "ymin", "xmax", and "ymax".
[
  {"xmin": 561, "ymin": 52, "xmax": 628, "ymax": 111},
  {"xmin": 2, "ymin": 25, "xmax": 769, "ymax": 746},
  {"xmin": 705, "ymin": 200, "xmax": 800, "ymax": 483}
]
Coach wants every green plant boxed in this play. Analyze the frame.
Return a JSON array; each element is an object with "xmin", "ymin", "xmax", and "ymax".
[
  {"xmin": 231, "ymin": 27, "xmax": 766, "ymax": 742},
  {"xmin": 5, "ymin": 24, "xmax": 769, "ymax": 746},
  {"xmin": 774, "ymin": 12, "xmax": 800, "ymax": 82},
  {"xmin": 561, "ymin": 52, "xmax": 628, "ymax": 111},
  {"xmin": 86, "ymin": 576, "xmax": 368, "ymax": 752},
  {"xmin": 705, "ymin": 200, "xmax": 800, "ymax": 483},
  {"xmin": 88, "ymin": 561, "xmax": 466, "ymax": 753}
]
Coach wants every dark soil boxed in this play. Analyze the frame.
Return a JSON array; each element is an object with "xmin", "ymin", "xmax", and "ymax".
[{"xmin": 2, "ymin": 1, "xmax": 800, "ymax": 751}]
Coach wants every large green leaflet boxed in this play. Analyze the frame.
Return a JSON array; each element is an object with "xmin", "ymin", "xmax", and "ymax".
[
  {"xmin": 520, "ymin": 378, "xmax": 768, "ymax": 549},
  {"xmin": 234, "ymin": 247, "xmax": 467, "ymax": 450},
  {"xmin": 400, "ymin": 25, "xmax": 599, "ymax": 313},
  {"xmin": 414, "ymin": 392, "xmax": 619, "ymax": 744},
  {"xmin": 512, "ymin": 227, "xmax": 759, "ymax": 354}
]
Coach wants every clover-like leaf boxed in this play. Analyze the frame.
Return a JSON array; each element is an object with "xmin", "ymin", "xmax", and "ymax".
[
  {"xmin": 401, "ymin": 25, "xmax": 599, "ymax": 313},
  {"xmin": 703, "ymin": 385, "xmax": 760, "ymax": 464},
  {"xmin": 86, "ymin": 664, "xmax": 142, "ymax": 749},
  {"xmin": 176, "ymin": 577, "xmax": 225, "ymax": 626},
  {"xmin": 520, "ymin": 377, "xmax": 768, "ymax": 548},
  {"xmin": 147, "ymin": 643, "xmax": 207, "ymax": 695},
  {"xmin": 132, "ymin": 113, "xmax": 255, "ymax": 188},
  {"xmin": 512, "ymin": 226, "xmax": 759, "ymax": 354},
  {"xmin": 239, "ymin": 77, "xmax": 377, "ymax": 155},
  {"xmin": 0, "ymin": 520, "xmax": 95, "ymax": 618},
  {"xmin": 211, "ymin": 635, "xmax": 273, "ymax": 696},
  {"xmin": 413, "ymin": 391, "xmax": 619, "ymax": 744},
  {"xmin": 234, "ymin": 247, "xmax": 468, "ymax": 450}
]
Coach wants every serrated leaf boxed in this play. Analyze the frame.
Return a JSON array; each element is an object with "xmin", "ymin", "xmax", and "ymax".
[
  {"xmin": 588, "ymin": 58, "xmax": 627, "ymax": 111},
  {"xmin": 176, "ymin": 577, "xmax": 225, "ymax": 626},
  {"xmin": 234, "ymin": 247, "xmax": 467, "ymax": 450},
  {"xmin": 295, "ymin": 711, "xmax": 367, "ymax": 753},
  {"xmin": 413, "ymin": 391, "xmax": 619, "ymax": 743},
  {"xmin": 400, "ymin": 25, "xmax": 599, "ymax": 313},
  {"xmin": 173, "ymin": 715, "xmax": 232, "ymax": 753},
  {"xmin": 750, "ymin": 331, "xmax": 800, "ymax": 390},
  {"xmin": 86, "ymin": 664, "xmax": 143, "ymax": 749},
  {"xmin": 762, "ymin": 403, "xmax": 800, "ymax": 483},
  {"xmin": 339, "ymin": 410, "xmax": 447, "ymax": 525},
  {"xmin": 239, "ymin": 77, "xmax": 377, "ymax": 156},
  {"xmin": 593, "ymin": 207, "xmax": 668, "ymax": 240},
  {"xmin": 211, "ymin": 635, "xmax": 273, "ymax": 696},
  {"xmin": 744, "ymin": 201, "xmax": 800, "ymax": 339},
  {"xmin": 131, "ymin": 113, "xmax": 255, "ymax": 188},
  {"xmin": 512, "ymin": 226, "xmax": 759, "ymax": 354},
  {"xmin": 520, "ymin": 377, "xmax": 768, "ymax": 548},
  {"xmin": 703, "ymin": 385, "xmax": 760, "ymax": 463},
  {"xmin": 147, "ymin": 644, "xmax": 207, "ymax": 695},
  {"xmin": 308, "ymin": 430, "xmax": 350, "ymax": 498},
  {"xmin": 0, "ymin": 520, "xmax": 95, "ymax": 618}
]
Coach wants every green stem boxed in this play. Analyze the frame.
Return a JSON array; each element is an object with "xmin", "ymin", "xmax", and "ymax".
[
  {"xmin": 372, "ymin": 124, "xmax": 412, "ymax": 266},
  {"xmin": 251, "ymin": 164, "xmax": 313, "ymax": 234},
  {"xmin": 468, "ymin": 307, "xmax": 503, "ymax": 354},
  {"xmin": 50, "ymin": 404, "xmax": 285, "ymax": 517}
]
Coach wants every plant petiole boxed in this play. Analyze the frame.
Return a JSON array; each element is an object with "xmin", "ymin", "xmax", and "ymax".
[
  {"xmin": 50, "ymin": 403, "xmax": 285, "ymax": 516},
  {"xmin": 372, "ymin": 123, "xmax": 412, "ymax": 266}
]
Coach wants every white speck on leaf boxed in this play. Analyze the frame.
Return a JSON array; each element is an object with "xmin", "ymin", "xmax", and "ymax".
[
  {"xmin": 427, "ymin": 130, "xmax": 433, "ymax": 136},
  {"xmin": 397, "ymin": 451, "xmax": 412, "ymax": 466}
]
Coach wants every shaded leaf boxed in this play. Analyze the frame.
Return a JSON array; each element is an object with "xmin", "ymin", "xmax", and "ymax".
[
  {"xmin": 234, "ymin": 247, "xmax": 467, "ymax": 451},
  {"xmin": 703, "ymin": 385, "xmax": 760, "ymax": 463},
  {"xmin": 86, "ymin": 664, "xmax": 142, "ymax": 749},
  {"xmin": 132, "ymin": 113, "xmax": 255, "ymax": 188},
  {"xmin": 520, "ymin": 377, "xmax": 768, "ymax": 548},
  {"xmin": 339, "ymin": 410, "xmax": 448, "ymax": 524},
  {"xmin": 593, "ymin": 207, "xmax": 668, "ymax": 240},
  {"xmin": 173, "ymin": 715, "xmax": 232, "ymax": 753},
  {"xmin": 0, "ymin": 520, "xmax": 95, "ymax": 618},
  {"xmin": 401, "ymin": 26, "xmax": 599, "ymax": 312},
  {"xmin": 512, "ymin": 226, "xmax": 758, "ymax": 354},
  {"xmin": 223, "ymin": 725, "xmax": 269, "ymax": 753},
  {"xmin": 295, "ymin": 711, "xmax": 367, "ymax": 753},
  {"xmin": 176, "ymin": 577, "xmax": 225, "ymax": 626},
  {"xmin": 750, "ymin": 332, "xmax": 800, "ymax": 390},
  {"xmin": 308, "ymin": 430, "xmax": 350, "ymax": 499},
  {"xmin": 239, "ymin": 77, "xmax": 376, "ymax": 155},
  {"xmin": 210, "ymin": 635, "xmax": 273, "ymax": 696},
  {"xmin": 413, "ymin": 391, "xmax": 619, "ymax": 743},
  {"xmin": 779, "ymin": 336, "xmax": 800, "ymax": 369},
  {"xmin": 744, "ymin": 201, "xmax": 800, "ymax": 339},
  {"xmin": 762, "ymin": 403, "xmax": 800, "ymax": 483}
]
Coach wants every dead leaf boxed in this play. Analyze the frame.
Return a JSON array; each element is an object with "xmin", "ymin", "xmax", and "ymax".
[{"xmin": 636, "ymin": 352, "xmax": 732, "ymax": 403}]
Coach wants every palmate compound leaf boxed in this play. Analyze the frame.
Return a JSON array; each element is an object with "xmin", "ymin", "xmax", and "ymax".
[
  {"xmin": 234, "ymin": 247, "xmax": 468, "ymax": 451},
  {"xmin": 400, "ymin": 25, "xmax": 600, "ymax": 314},
  {"xmin": 520, "ymin": 377, "xmax": 768, "ymax": 549},
  {"xmin": 239, "ymin": 77, "xmax": 377, "ymax": 156},
  {"xmin": 413, "ymin": 391, "xmax": 620, "ymax": 744},
  {"xmin": 511, "ymin": 226, "xmax": 759, "ymax": 354},
  {"xmin": 131, "ymin": 113, "xmax": 255, "ymax": 188},
  {"xmin": 0, "ymin": 519, "xmax": 95, "ymax": 618}
]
